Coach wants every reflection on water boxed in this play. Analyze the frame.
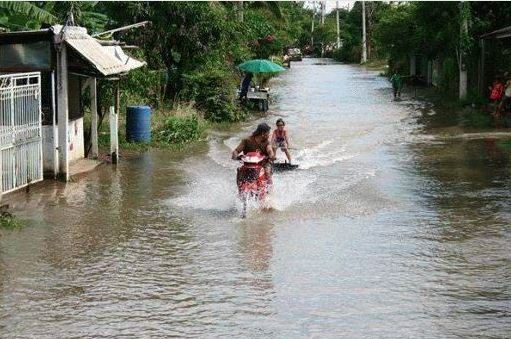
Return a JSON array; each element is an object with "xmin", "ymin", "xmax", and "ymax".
[{"xmin": 1, "ymin": 59, "xmax": 510, "ymax": 338}]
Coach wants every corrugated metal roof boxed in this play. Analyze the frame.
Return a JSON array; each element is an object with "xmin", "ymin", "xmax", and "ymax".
[
  {"xmin": 481, "ymin": 26, "xmax": 511, "ymax": 39},
  {"xmin": 58, "ymin": 26, "xmax": 144, "ymax": 76},
  {"xmin": 66, "ymin": 36, "xmax": 145, "ymax": 76},
  {"xmin": 103, "ymin": 46, "xmax": 146, "ymax": 71},
  {"xmin": 0, "ymin": 25, "xmax": 146, "ymax": 76}
]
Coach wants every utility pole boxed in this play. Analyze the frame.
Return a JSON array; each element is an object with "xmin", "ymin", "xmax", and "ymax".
[
  {"xmin": 237, "ymin": 1, "xmax": 244, "ymax": 22},
  {"xmin": 320, "ymin": 1, "xmax": 325, "ymax": 57},
  {"xmin": 459, "ymin": 1, "xmax": 469, "ymax": 99},
  {"xmin": 336, "ymin": 1, "xmax": 341, "ymax": 49},
  {"xmin": 321, "ymin": 1, "xmax": 325, "ymax": 26},
  {"xmin": 311, "ymin": 1, "xmax": 315, "ymax": 48},
  {"xmin": 362, "ymin": 1, "xmax": 367, "ymax": 63}
]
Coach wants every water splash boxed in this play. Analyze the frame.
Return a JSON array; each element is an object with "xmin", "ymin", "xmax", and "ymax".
[
  {"xmin": 269, "ymin": 172, "xmax": 317, "ymax": 211},
  {"xmin": 293, "ymin": 139, "xmax": 356, "ymax": 170}
]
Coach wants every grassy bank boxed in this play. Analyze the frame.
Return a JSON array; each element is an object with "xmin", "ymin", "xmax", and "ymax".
[
  {"xmin": 95, "ymin": 102, "xmax": 211, "ymax": 154},
  {"xmin": 400, "ymin": 84, "xmax": 501, "ymax": 130}
]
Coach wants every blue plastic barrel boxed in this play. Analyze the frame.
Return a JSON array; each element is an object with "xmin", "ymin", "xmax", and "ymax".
[{"xmin": 126, "ymin": 106, "xmax": 151, "ymax": 142}]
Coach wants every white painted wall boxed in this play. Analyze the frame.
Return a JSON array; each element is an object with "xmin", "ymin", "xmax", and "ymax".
[{"xmin": 42, "ymin": 118, "xmax": 85, "ymax": 173}]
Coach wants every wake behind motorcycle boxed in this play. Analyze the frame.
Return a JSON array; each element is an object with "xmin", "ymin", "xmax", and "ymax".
[{"xmin": 236, "ymin": 152, "xmax": 270, "ymax": 218}]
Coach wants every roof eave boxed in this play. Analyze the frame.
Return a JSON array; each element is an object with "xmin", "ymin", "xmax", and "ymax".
[{"xmin": 481, "ymin": 26, "xmax": 511, "ymax": 39}]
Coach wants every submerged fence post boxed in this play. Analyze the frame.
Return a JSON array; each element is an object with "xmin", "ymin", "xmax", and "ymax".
[
  {"xmin": 90, "ymin": 78, "xmax": 98, "ymax": 159},
  {"xmin": 51, "ymin": 71, "xmax": 58, "ymax": 179},
  {"xmin": 57, "ymin": 43, "xmax": 69, "ymax": 181},
  {"xmin": 109, "ymin": 106, "xmax": 118, "ymax": 164}
]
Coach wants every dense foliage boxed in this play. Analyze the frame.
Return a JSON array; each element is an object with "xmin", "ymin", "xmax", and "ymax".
[
  {"xmin": 327, "ymin": 2, "xmax": 511, "ymax": 100},
  {"xmin": 0, "ymin": 1, "xmax": 312, "ymax": 126},
  {"xmin": 99, "ymin": 1, "xmax": 311, "ymax": 121},
  {"xmin": 3, "ymin": 1, "xmax": 509, "ymax": 124}
]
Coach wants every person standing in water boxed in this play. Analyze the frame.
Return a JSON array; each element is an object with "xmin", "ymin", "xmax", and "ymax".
[
  {"xmin": 390, "ymin": 71, "xmax": 403, "ymax": 99},
  {"xmin": 239, "ymin": 72, "xmax": 253, "ymax": 101},
  {"xmin": 271, "ymin": 118, "xmax": 292, "ymax": 164}
]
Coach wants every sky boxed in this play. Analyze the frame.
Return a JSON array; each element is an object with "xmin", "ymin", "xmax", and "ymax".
[{"xmin": 304, "ymin": 1, "xmax": 355, "ymax": 14}]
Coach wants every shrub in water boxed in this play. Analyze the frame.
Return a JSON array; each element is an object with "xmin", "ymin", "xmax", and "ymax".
[
  {"xmin": 181, "ymin": 68, "xmax": 245, "ymax": 122},
  {"xmin": 155, "ymin": 116, "xmax": 203, "ymax": 144},
  {"xmin": 0, "ymin": 208, "xmax": 23, "ymax": 229}
]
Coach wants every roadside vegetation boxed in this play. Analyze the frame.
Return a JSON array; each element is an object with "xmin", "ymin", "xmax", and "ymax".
[
  {"xmin": 2, "ymin": 2, "xmax": 510, "ymax": 137},
  {"xmin": 0, "ymin": 206, "xmax": 23, "ymax": 229},
  {"xmin": 1, "ymin": 1, "xmax": 315, "ymax": 151},
  {"xmin": 318, "ymin": 2, "xmax": 511, "ymax": 129}
]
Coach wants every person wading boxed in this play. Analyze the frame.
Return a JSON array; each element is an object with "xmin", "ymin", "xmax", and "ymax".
[
  {"xmin": 239, "ymin": 72, "xmax": 253, "ymax": 101},
  {"xmin": 390, "ymin": 71, "xmax": 403, "ymax": 99}
]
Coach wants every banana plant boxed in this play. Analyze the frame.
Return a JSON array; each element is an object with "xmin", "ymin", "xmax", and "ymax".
[
  {"xmin": 0, "ymin": 1, "xmax": 56, "ymax": 31},
  {"xmin": 52, "ymin": 1, "xmax": 109, "ymax": 34}
]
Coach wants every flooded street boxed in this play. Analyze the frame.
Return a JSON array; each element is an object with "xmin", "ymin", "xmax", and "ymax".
[{"xmin": 1, "ymin": 58, "xmax": 510, "ymax": 338}]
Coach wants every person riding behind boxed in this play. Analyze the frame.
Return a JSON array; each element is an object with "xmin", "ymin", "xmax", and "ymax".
[
  {"xmin": 232, "ymin": 123, "xmax": 275, "ymax": 185},
  {"xmin": 271, "ymin": 118, "xmax": 292, "ymax": 164}
]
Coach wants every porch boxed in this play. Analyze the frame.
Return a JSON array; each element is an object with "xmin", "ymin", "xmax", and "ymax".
[{"xmin": 0, "ymin": 24, "xmax": 145, "ymax": 196}]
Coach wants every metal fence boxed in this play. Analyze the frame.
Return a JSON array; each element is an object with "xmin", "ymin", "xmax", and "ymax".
[{"xmin": 0, "ymin": 72, "xmax": 43, "ymax": 194}]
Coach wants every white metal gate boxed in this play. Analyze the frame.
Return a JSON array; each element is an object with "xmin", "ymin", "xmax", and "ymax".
[{"xmin": 0, "ymin": 72, "xmax": 43, "ymax": 194}]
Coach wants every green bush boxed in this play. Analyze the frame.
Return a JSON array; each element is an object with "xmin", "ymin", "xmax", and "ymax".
[
  {"xmin": 332, "ymin": 48, "xmax": 342, "ymax": 61},
  {"xmin": 460, "ymin": 88, "xmax": 489, "ymax": 107},
  {"xmin": 333, "ymin": 42, "xmax": 362, "ymax": 63},
  {"xmin": 181, "ymin": 68, "xmax": 245, "ymax": 122},
  {"xmin": 439, "ymin": 58, "xmax": 458, "ymax": 98},
  {"xmin": 154, "ymin": 116, "xmax": 204, "ymax": 144},
  {"xmin": 462, "ymin": 109, "xmax": 493, "ymax": 128},
  {"xmin": 121, "ymin": 66, "xmax": 166, "ymax": 109},
  {"xmin": 0, "ymin": 212, "xmax": 23, "ymax": 229}
]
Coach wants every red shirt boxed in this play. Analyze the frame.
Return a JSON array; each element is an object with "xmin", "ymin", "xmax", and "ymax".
[{"xmin": 490, "ymin": 82, "xmax": 504, "ymax": 100}]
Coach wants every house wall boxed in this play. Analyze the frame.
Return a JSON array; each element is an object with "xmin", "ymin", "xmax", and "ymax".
[{"xmin": 42, "ymin": 118, "xmax": 85, "ymax": 174}]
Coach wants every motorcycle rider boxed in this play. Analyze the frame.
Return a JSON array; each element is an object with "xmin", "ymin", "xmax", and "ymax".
[{"xmin": 232, "ymin": 123, "xmax": 275, "ymax": 185}]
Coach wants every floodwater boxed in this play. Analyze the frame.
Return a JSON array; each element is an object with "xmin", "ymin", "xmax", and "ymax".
[{"xmin": 1, "ymin": 58, "xmax": 510, "ymax": 338}]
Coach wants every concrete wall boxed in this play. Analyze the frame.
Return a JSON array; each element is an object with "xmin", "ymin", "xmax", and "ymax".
[{"xmin": 42, "ymin": 118, "xmax": 85, "ymax": 174}]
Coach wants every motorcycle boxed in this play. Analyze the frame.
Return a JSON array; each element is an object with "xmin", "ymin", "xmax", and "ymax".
[{"xmin": 236, "ymin": 151, "xmax": 270, "ymax": 218}]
